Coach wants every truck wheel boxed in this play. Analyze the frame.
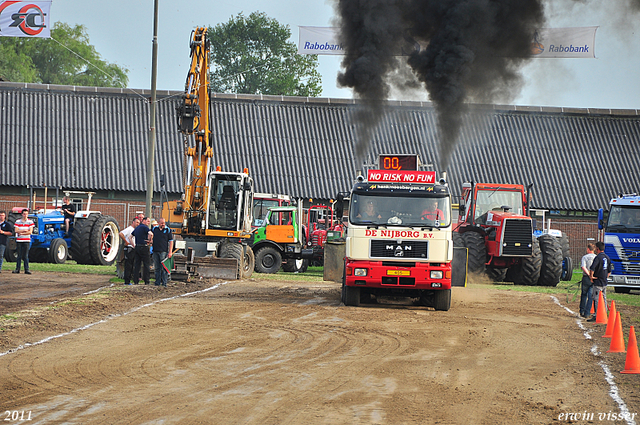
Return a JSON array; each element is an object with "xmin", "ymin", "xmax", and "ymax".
[
  {"xmin": 486, "ymin": 266, "xmax": 507, "ymax": 282},
  {"xmin": 344, "ymin": 285, "xmax": 360, "ymax": 307},
  {"xmin": 460, "ymin": 231, "xmax": 486, "ymax": 274},
  {"xmin": 513, "ymin": 237, "xmax": 542, "ymax": 285},
  {"xmin": 537, "ymin": 234, "xmax": 562, "ymax": 287},
  {"xmin": 283, "ymin": 258, "xmax": 308, "ymax": 273},
  {"xmin": 49, "ymin": 238, "xmax": 68, "ymax": 264},
  {"xmin": 254, "ymin": 246, "xmax": 282, "ymax": 274},
  {"xmin": 561, "ymin": 256, "xmax": 573, "ymax": 281},
  {"xmin": 220, "ymin": 242, "xmax": 252, "ymax": 279},
  {"xmin": 70, "ymin": 215, "xmax": 99, "ymax": 264},
  {"xmin": 433, "ymin": 289, "xmax": 451, "ymax": 311},
  {"xmin": 89, "ymin": 215, "xmax": 120, "ymax": 266}
]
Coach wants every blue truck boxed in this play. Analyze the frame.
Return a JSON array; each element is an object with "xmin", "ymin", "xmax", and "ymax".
[{"xmin": 599, "ymin": 194, "xmax": 640, "ymax": 293}]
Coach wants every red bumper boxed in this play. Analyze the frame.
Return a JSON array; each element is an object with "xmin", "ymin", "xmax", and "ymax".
[{"xmin": 344, "ymin": 259, "xmax": 451, "ymax": 290}]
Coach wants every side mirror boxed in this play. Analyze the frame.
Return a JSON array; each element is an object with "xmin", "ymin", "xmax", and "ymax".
[{"xmin": 598, "ymin": 208, "xmax": 604, "ymax": 230}]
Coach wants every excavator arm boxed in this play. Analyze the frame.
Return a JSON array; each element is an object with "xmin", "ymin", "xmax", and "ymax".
[{"xmin": 176, "ymin": 27, "xmax": 214, "ymax": 234}]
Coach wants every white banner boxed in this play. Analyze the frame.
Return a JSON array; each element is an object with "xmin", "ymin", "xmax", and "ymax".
[
  {"xmin": 299, "ymin": 26, "xmax": 598, "ymax": 59},
  {"xmin": 0, "ymin": 1, "xmax": 51, "ymax": 38},
  {"xmin": 298, "ymin": 26, "xmax": 344, "ymax": 55},
  {"xmin": 530, "ymin": 26, "xmax": 598, "ymax": 58}
]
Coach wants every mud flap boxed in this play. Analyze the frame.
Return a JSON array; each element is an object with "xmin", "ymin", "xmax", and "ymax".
[{"xmin": 452, "ymin": 247, "xmax": 468, "ymax": 287}]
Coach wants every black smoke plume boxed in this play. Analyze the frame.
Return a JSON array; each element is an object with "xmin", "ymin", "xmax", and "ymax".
[{"xmin": 335, "ymin": 0, "xmax": 545, "ymax": 169}]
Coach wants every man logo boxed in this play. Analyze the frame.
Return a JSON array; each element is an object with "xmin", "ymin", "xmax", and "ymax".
[{"xmin": 8, "ymin": 4, "xmax": 47, "ymax": 36}]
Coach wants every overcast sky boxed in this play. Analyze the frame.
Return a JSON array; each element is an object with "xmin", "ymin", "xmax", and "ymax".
[{"xmin": 51, "ymin": 0, "xmax": 639, "ymax": 110}]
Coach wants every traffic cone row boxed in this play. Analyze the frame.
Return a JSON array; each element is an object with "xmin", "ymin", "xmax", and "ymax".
[{"xmin": 585, "ymin": 292, "xmax": 640, "ymax": 374}]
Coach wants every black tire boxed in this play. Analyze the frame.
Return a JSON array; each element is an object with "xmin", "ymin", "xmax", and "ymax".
[
  {"xmin": 4, "ymin": 246, "xmax": 17, "ymax": 262},
  {"xmin": 254, "ymin": 246, "xmax": 282, "ymax": 274},
  {"xmin": 344, "ymin": 285, "xmax": 360, "ymax": 307},
  {"xmin": 561, "ymin": 256, "xmax": 573, "ymax": 281},
  {"xmin": 282, "ymin": 258, "xmax": 308, "ymax": 273},
  {"xmin": 220, "ymin": 241, "xmax": 251, "ymax": 279},
  {"xmin": 486, "ymin": 266, "xmax": 507, "ymax": 282},
  {"xmin": 341, "ymin": 260, "xmax": 347, "ymax": 305},
  {"xmin": 29, "ymin": 247, "xmax": 47, "ymax": 263},
  {"xmin": 70, "ymin": 214, "xmax": 99, "ymax": 264},
  {"xmin": 243, "ymin": 245, "xmax": 255, "ymax": 279},
  {"xmin": 559, "ymin": 233, "xmax": 570, "ymax": 259},
  {"xmin": 433, "ymin": 289, "xmax": 451, "ymax": 311},
  {"xmin": 512, "ymin": 237, "xmax": 542, "ymax": 286},
  {"xmin": 615, "ymin": 287, "xmax": 632, "ymax": 294},
  {"xmin": 538, "ymin": 234, "xmax": 562, "ymax": 287},
  {"xmin": 89, "ymin": 215, "xmax": 120, "ymax": 266},
  {"xmin": 460, "ymin": 231, "xmax": 486, "ymax": 274},
  {"xmin": 49, "ymin": 238, "xmax": 68, "ymax": 264}
]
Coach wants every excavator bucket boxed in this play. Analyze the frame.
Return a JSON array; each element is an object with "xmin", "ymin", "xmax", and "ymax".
[{"xmin": 171, "ymin": 248, "xmax": 240, "ymax": 281}]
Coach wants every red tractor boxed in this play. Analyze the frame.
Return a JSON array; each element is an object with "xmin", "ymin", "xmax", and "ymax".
[
  {"xmin": 305, "ymin": 204, "xmax": 345, "ymax": 266},
  {"xmin": 454, "ymin": 182, "xmax": 565, "ymax": 286}
]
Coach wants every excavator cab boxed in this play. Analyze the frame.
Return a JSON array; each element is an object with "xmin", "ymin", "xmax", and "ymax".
[{"xmin": 207, "ymin": 172, "xmax": 254, "ymax": 232}]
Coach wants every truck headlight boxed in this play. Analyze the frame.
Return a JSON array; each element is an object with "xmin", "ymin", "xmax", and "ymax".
[
  {"xmin": 430, "ymin": 270, "xmax": 443, "ymax": 279},
  {"xmin": 354, "ymin": 268, "xmax": 368, "ymax": 276}
]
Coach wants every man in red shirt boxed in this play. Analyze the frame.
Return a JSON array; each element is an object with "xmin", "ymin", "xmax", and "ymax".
[
  {"xmin": 421, "ymin": 199, "xmax": 444, "ymax": 222},
  {"xmin": 13, "ymin": 209, "xmax": 34, "ymax": 274}
]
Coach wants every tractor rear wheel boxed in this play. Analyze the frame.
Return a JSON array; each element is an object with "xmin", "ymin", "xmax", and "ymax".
[
  {"xmin": 559, "ymin": 233, "xmax": 570, "ymax": 258},
  {"xmin": 70, "ymin": 215, "xmax": 99, "ymax": 264},
  {"xmin": 486, "ymin": 266, "xmax": 507, "ymax": 282},
  {"xmin": 89, "ymin": 215, "xmax": 120, "ymax": 266},
  {"xmin": 512, "ymin": 237, "xmax": 542, "ymax": 286},
  {"xmin": 49, "ymin": 238, "xmax": 68, "ymax": 264},
  {"xmin": 538, "ymin": 234, "xmax": 562, "ymax": 287},
  {"xmin": 460, "ymin": 231, "xmax": 486, "ymax": 274},
  {"xmin": 254, "ymin": 246, "xmax": 282, "ymax": 274}
]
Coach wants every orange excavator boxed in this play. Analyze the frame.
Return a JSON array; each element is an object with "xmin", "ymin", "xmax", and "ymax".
[{"xmin": 162, "ymin": 27, "xmax": 255, "ymax": 279}]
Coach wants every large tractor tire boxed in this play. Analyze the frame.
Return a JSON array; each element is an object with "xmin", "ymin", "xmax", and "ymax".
[
  {"xmin": 254, "ymin": 246, "xmax": 282, "ymax": 274},
  {"xmin": 486, "ymin": 266, "xmax": 507, "ymax": 282},
  {"xmin": 28, "ymin": 247, "xmax": 48, "ymax": 263},
  {"xmin": 460, "ymin": 231, "xmax": 486, "ymax": 274},
  {"xmin": 70, "ymin": 214, "xmax": 100, "ymax": 264},
  {"xmin": 49, "ymin": 238, "xmax": 68, "ymax": 264},
  {"xmin": 537, "ymin": 234, "xmax": 562, "ymax": 287},
  {"xmin": 89, "ymin": 215, "xmax": 120, "ymax": 266},
  {"xmin": 512, "ymin": 237, "xmax": 542, "ymax": 286},
  {"xmin": 559, "ymin": 233, "xmax": 570, "ymax": 258}
]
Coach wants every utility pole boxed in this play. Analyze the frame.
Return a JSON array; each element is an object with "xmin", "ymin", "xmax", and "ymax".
[{"xmin": 145, "ymin": 0, "xmax": 159, "ymax": 218}]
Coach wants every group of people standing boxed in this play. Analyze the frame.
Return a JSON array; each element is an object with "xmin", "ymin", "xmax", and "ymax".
[
  {"xmin": 579, "ymin": 241, "xmax": 613, "ymax": 321},
  {"xmin": 118, "ymin": 212, "xmax": 173, "ymax": 286}
]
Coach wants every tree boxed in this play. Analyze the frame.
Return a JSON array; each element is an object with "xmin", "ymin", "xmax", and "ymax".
[
  {"xmin": 208, "ymin": 12, "xmax": 321, "ymax": 96},
  {"xmin": 0, "ymin": 22, "xmax": 128, "ymax": 87}
]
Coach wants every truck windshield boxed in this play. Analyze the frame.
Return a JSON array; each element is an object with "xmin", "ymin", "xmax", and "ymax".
[
  {"xmin": 253, "ymin": 199, "xmax": 280, "ymax": 227},
  {"xmin": 349, "ymin": 194, "xmax": 451, "ymax": 227},
  {"xmin": 606, "ymin": 206, "xmax": 640, "ymax": 232},
  {"xmin": 474, "ymin": 189, "xmax": 524, "ymax": 221}
]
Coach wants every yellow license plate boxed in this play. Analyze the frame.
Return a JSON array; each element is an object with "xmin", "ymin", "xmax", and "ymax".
[{"xmin": 387, "ymin": 270, "xmax": 410, "ymax": 276}]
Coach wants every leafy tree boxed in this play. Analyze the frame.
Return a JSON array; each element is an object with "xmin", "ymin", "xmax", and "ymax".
[
  {"xmin": 208, "ymin": 12, "xmax": 321, "ymax": 96},
  {"xmin": 0, "ymin": 22, "xmax": 128, "ymax": 87}
]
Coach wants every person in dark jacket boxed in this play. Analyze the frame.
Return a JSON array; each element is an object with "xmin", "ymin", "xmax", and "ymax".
[
  {"xmin": 132, "ymin": 217, "xmax": 153, "ymax": 285},
  {"xmin": 587, "ymin": 241, "xmax": 612, "ymax": 322},
  {"xmin": 0, "ymin": 210, "xmax": 14, "ymax": 273}
]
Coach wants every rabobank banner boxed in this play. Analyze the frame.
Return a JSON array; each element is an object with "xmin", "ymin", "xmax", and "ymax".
[
  {"xmin": 531, "ymin": 26, "xmax": 598, "ymax": 58},
  {"xmin": 299, "ymin": 26, "xmax": 597, "ymax": 59},
  {"xmin": 0, "ymin": 0, "xmax": 51, "ymax": 38},
  {"xmin": 298, "ymin": 26, "xmax": 344, "ymax": 55}
]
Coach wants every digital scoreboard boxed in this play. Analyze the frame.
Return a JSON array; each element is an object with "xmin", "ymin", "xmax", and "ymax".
[{"xmin": 378, "ymin": 154, "xmax": 419, "ymax": 171}]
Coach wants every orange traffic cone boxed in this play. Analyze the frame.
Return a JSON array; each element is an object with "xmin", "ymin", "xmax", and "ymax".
[
  {"xmin": 621, "ymin": 326, "xmax": 640, "ymax": 374},
  {"xmin": 595, "ymin": 291, "xmax": 608, "ymax": 324},
  {"xmin": 607, "ymin": 312, "xmax": 626, "ymax": 353},
  {"xmin": 591, "ymin": 300, "xmax": 595, "ymax": 314},
  {"xmin": 603, "ymin": 300, "xmax": 617, "ymax": 338}
]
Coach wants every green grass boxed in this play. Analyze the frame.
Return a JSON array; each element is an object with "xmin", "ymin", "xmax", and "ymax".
[
  {"xmin": 487, "ymin": 271, "xmax": 640, "ymax": 308},
  {"xmin": 1, "ymin": 260, "xmax": 116, "ymax": 275},
  {"xmin": 252, "ymin": 266, "xmax": 325, "ymax": 282}
]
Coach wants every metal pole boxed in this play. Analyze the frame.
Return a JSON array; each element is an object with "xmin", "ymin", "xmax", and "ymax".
[{"xmin": 145, "ymin": 0, "xmax": 159, "ymax": 218}]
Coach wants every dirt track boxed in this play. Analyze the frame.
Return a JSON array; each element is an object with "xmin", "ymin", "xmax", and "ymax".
[{"xmin": 1, "ymin": 272, "xmax": 640, "ymax": 424}]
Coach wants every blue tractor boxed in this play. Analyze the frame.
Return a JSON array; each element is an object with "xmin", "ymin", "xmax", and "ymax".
[{"xmin": 4, "ymin": 190, "xmax": 121, "ymax": 265}]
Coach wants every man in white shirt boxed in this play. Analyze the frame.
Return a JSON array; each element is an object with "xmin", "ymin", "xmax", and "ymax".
[{"xmin": 118, "ymin": 217, "xmax": 140, "ymax": 285}]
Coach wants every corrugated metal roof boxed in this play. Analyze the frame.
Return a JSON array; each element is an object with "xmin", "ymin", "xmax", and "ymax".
[{"xmin": 1, "ymin": 82, "xmax": 638, "ymax": 211}]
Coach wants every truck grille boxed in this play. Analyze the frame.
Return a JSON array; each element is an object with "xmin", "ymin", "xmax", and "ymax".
[
  {"xmin": 501, "ymin": 219, "xmax": 533, "ymax": 256},
  {"xmin": 370, "ymin": 240, "xmax": 428, "ymax": 259}
]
